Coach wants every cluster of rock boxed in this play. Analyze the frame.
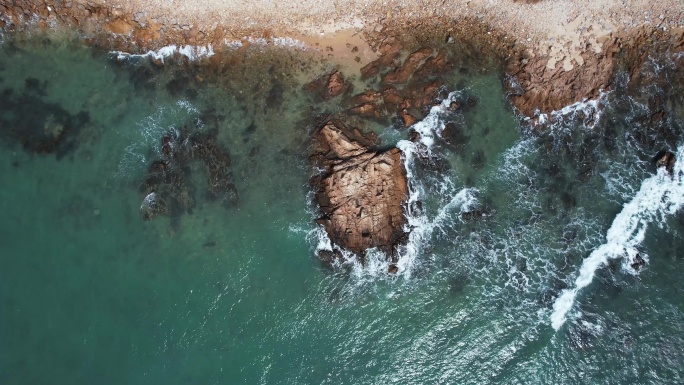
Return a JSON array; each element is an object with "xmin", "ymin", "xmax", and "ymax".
[
  {"xmin": 139, "ymin": 126, "xmax": 238, "ymax": 222},
  {"xmin": 302, "ymin": 41, "xmax": 460, "ymax": 268},
  {"xmin": 304, "ymin": 70, "xmax": 350, "ymax": 101},
  {"xmin": 348, "ymin": 42, "xmax": 455, "ymax": 127},
  {"xmin": 302, "ymin": 37, "xmax": 488, "ymax": 268},
  {"xmin": 309, "ymin": 119, "xmax": 408, "ymax": 271}
]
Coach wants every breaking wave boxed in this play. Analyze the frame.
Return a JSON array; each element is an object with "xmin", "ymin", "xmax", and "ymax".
[
  {"xmin": 394, "ymin": 91, "xmax": 477, "ymax": 277},
  {"xmin": 531, "ymin": 91, "xmax": 608, "ymax": 131},
  {"xmin": 551, "ymin": 145, "xmax": 684, "ymax": 330},
  {"xmin": 111, "ymin": 36, "xmax": 308, "ymax": 63}
]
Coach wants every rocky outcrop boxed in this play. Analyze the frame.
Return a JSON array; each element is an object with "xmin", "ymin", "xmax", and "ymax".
[
  {"xmin": 310, "ymin": 119, "xmax": 409, "ymax": 266},
  {"xmin": 506, "ymin": 46, "xmax": 616, "ymax": 117},
  {"xmin": 506, "ymin": 28, "xmax": 684, "ymax": 117}
]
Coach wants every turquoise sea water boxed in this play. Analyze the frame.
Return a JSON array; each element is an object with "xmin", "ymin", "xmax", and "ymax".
[{"xmin": 1, "ymin": 32, "xmax": 684, "ymax": 384}]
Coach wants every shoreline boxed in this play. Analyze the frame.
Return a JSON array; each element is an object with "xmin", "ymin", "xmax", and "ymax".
[{"xmin": 1, "ymin": 0, "xmax": 684, "ymax": 116}]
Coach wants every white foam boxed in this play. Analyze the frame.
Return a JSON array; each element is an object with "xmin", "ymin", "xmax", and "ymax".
[
  {"xmin": 224, "ymin": 39, "xmax": 244, "ymax": 49},
  {"xmin": 397, "ymin": 91, "xmax": 461, "ymax": 154},
  {"xmin": 176, "ymin": 99, "xmax": 200, "ymax": 114},
  {"xmin": 112, "ymin": 35, "xmax": 308, "ymax": 63},
  {"xmin": 112, "ymin": 44, "xmax": 214, "ymax": 63},
  {"xmin": 272, "ymin": 37, "xmax": 308, "ymax": 49},
  {"xmin": 647, "ymin": 54, "xmax": 679, "ymax": 75},
  {"xmin": 246, "ymin": 37, "xmax": 269, "ymax": 46},
  {"xmin": 530, "ymin": 92, "xmax": 608, "ymax": 131},
  {"xmin": 551, "ymin": 145, "xmax": 684, "ymax": 330}
]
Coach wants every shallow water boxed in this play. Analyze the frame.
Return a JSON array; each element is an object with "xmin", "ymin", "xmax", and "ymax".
[{"xmin": 1, "ymin": 32, "xmax": 684, "ymax": 384}]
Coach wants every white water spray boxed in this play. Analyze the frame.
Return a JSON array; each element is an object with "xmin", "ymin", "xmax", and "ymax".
[
  {"xmin": 532, "ymin": 92, "xmax": 607, "ymax": 131},
  {"xmin": 551, "ymin": 145, "xmax": 684, "ymax": 330},
  {"xmin": 111, "ymin": 44, "xmax": 215, "ymax": 63}
]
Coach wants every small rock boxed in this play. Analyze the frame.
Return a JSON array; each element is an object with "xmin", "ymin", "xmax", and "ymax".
[{"xmin": 654, "ymin": 150, "xmax": 676, "ymax": 174}]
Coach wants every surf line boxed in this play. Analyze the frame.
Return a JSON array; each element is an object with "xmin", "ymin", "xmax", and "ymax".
[{"xmin": 551, "ymin": 145, "xmax": 684, "ymax": 330}]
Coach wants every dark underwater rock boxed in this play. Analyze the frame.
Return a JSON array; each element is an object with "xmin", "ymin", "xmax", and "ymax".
[
  {"xmin": 0, "ymin": 86, "xmax": 90, "ymax": 159},
  {"xmin": 630, "ymin": 253, "xmax": 646, "ymax": 272},
  {"xmin": 190, "ymin": 130, "xmax": 239, "ymax": 205},
  {"xmin": 304, "ymin": 70, "xmax": 350, "ymax": 101}
]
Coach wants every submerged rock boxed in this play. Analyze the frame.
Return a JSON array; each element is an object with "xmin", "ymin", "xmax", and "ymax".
[
  {"xmin": 630, "ymin": 253, "xmax": 646, "ymax": 272},
  {"xmin": 0, "ymin": 86, "xmax": 90, "ymax": 159},
  {"xmin": 310, "ymin": 119, "xmax": 409, "ymax": 264},
  {"xmin": 304, "ymin": 70, "xmax": 350, "ymax": 101},
  {"xmin": 140, "ymin": 192, "xmax": 169, "ymax": 221},
  {"xmin": 189, "ymin": 130, "xmax": 239, "ymax": 205},
  {"xmin": 139, "ymin": 125, "xmax": 238, "ymax": 222}
]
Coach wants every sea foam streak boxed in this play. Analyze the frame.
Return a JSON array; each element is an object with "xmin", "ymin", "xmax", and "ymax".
[{"xmin": 551, "ymin": 145, "xmax": 684, "ymax": 330}]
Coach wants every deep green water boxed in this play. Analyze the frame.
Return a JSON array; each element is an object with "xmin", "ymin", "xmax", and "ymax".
[{"xmin": 1, "ymin": 32, "xmax": 684, "ymax": 384}]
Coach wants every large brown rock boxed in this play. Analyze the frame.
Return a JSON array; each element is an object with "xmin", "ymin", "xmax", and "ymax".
[
  {"xmin": 311, "ymin": 120, "xmax": 409, "ymax": 261},
  {"xmin": 105, "ymin": 18, "xmax": 135, "ymax": 35}
]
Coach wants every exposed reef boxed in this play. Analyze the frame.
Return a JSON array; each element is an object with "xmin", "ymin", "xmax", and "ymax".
[
  {"xmin": 506, "ymin": 28, "xmax": 684, "ymax": 118},
  {"xmin": 347, "ymin": 43, "xmax": 456, "ymax": 127},
  {"xmin": 310, "ymin": 119, "xmax": 408, "ymax": 269}
]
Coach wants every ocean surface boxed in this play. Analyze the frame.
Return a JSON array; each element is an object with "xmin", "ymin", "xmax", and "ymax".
[{"xmin": 1, "ymin": 31, "xmax": 684, "ymax": 384}]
